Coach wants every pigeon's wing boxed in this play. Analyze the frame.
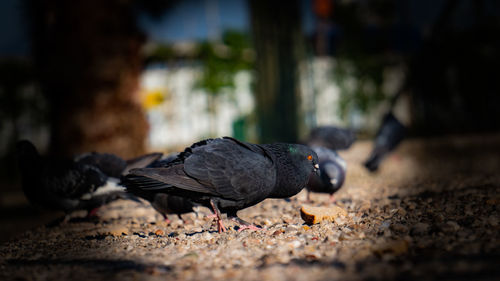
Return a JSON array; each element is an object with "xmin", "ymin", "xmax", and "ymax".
[
  {"xmin": 308, "ymin": 126, "xmax": 356, "ymax": 150},
  {"xmin": 123, "ymin": 152, "xmax": 163, "ymax": 175},
  {"xmin": 75, "ymin": 152, "xmax": 127, "ymax": 178},
  {"xmin": 127, "ymin": 164, "xmax": 213, "ymax": 194},
  {"xmin": 125, "ymin": 138, "xmax": 275, "ymax": 203},
  {"xmin": 183, "ymin": 138, "xmax": 275, "ymax": 201}
]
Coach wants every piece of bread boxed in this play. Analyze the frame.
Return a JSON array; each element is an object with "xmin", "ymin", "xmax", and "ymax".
[{"xmin": 300, "ymin": 205, "xmax": 348, "ymax": 224}]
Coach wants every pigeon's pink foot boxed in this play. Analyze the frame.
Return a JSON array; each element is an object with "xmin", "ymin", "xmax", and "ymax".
[
  {"xmin": 230, "ymin": 216, "xmax": 262, "ymax": 232},
  {"xmin": 161, "ymin": 214, "xmax": 172, "ymax": 224},
  {"xmin": 237, "ymin": 224, "xmax": 262, "ymax": 232},
  {"xmin": 209, "ymin": 199, "xmax": 226, "ymax": 233},
  {"xmin": 217, "ymin": 220, "xmax": 227, "ymax": 233},
  {"xmin": 206, "ymin": 213, "xmax": 217, "ymax": 219},
  {"xmin": 329, "ymin": 194, "xmax": 336, "ymax": 203}
]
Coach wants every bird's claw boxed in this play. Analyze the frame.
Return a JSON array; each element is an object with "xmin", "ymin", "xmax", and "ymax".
[
  {"xmin": 206, "ymin": 213, "xmax": 217, "ymax": 219},
  {"xmin": 217, "ymin": 220, "xmax": 227, "ymax": 233},
  {"xmin": 236, "ymin": 224, "xmax": 262, "ymax": 232}
]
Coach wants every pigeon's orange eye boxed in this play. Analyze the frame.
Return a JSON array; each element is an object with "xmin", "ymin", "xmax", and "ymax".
[{"xmin": 307, "ymin": 155, "xmax": 313, "ymax": 161}]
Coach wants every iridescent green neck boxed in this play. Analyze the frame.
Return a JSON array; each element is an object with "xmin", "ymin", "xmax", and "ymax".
[{"xmin": 262, "ymin": 143, "xmax": 309, "ymax": 198}]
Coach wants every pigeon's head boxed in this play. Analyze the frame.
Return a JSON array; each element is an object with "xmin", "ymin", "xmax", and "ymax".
[
  {"xmin": 320, "ymin": 160, "xmax": 346, "ymax": 193},
  {"xmin": 286, "ymin": 144, "xmax": 320, "ymax": 176},
  {"xmin": 266, "ymin": 143, "xmax": 320, "ymax": 198}
]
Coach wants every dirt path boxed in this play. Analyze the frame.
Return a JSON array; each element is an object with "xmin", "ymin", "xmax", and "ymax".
[{"xmin": 1, "ymin": 136, "xmax": 500, "ymax": 281}]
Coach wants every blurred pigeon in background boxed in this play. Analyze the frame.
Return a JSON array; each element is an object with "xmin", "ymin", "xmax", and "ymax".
[
  {"xmin": 306, "ymin": 146, "xmax": 346, "ymax": 202},
  {"xmin": 364, "ymin": 112, "xmax": 406, "ymax": 172},
  {"xmin": 16, "ymin": 140, "xmax": 161, "ymax": 219},
  {"xmin": 306, "ymin": 126, "xmax": 356, "ymax": 150},
  {"xmin": 75, "ymin": 151, "xmax": 163, "ymax": 178},
  {"xmin": 122, "ymin": 136, "xmax": 319, "ymax": 233},
  {"xmin": 305, "ymin": 126, "xmax": 354, "ymax": 202}
]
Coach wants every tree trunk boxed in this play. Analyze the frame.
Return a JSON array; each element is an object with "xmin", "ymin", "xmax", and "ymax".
[
  {"xmin": 248, "ymin": 0, "xmax": 305, "ymax": 143},
  {"xmin": 31, "ymin": 0, "xmax": 148, "ymax": 158}
]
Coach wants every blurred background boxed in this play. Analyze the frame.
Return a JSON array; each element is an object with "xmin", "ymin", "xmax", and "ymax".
[{"xmin": 1, "ymin": 0, "xmax": 500, "ymax": 240}]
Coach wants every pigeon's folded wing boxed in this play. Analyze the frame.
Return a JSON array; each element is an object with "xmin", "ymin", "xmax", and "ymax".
[
  {"xmin": 123, "ymin": 138, "xmax": 276, "ymax": 204},
  {"xmin": 184, "ymin": 138, "xmax": 275, "ymax": 202},
  {"xmin": 126, "ymin": 164, "xmax": 213, "ymax": 194}
]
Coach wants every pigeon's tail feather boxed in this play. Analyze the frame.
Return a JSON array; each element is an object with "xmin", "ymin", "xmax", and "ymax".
[
  {"xmin": 122, "ymin": 174, "xmax": 175, "ymax": 191},
  {"xmin": 120, "ymin": 174, "xmax": 176, "ymax": 204},
  {"xmin": 121, "ymin": 173, "xmax": 201, "ymax": 205},
  {"xmin": 129, "ymin": 166, "xmax": 216, "ymax": 195},
  {"xmin": 123, "ymin": 152, "xmax": 164, "ymax": 175}
]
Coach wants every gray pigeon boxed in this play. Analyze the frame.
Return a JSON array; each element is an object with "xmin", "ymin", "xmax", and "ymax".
[
  {"xmin": 305, "ymin": 126, "xmax": 353, "ymax": 202},
  {"xmin": 16, "ymin": 140, "xmax": 162, "ymax": 218},
  {"xmin": 122, "ymin": 137, "xmax": 319, "ymax": 233},
  {"xmin": 364, "ymin": 112, "xmax": 406, "ymax": 172},
  {"xmin": 306, "ymin": 146, "xmax": 346, "ymax": 202}
]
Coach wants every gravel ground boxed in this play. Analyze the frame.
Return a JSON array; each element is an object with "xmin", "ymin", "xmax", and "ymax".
[{"xmin": 1, "ymin": 135, "xmax": 500, "ymax": 281}]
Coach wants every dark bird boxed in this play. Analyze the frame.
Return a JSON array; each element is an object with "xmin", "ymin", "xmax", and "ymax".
[
  {"xmin": 75, "ymin": 151, "xmax": 163, "ymax": 178},
  {"xmin": 304, "ymin": 126, "xmax": 353, "ymax": 203},
  {"xmin": 16, "ymin": 140, "xmax": 162, "ymax": 218},
  {"xmin": 364, "ymin": 112, "xmax": 406, "ymax": 172},
  {"xmin": 306, "ymin": 146, "xmax": 346, "ymax": 202},
  {"xmin": 306, "ymin": 126, "xmax": 356, "ymax": 150},
  {"xmin": 122, "ymin": 137, "xmax": 319, "ymax": 233}
]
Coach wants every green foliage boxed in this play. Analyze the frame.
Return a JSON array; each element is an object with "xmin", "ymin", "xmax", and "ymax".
[
  {"xmin": 330, "ymin": 0, "xmax": 397, "ymax": 119},
  {"xmin": 146, "ymin": 30, "xmax": 254, "ymax": 98},
  {"xmin": 195, "ymin": 30, "xmax": 254, "ymax": 96},
  {"xmin": 333, "ymin": 55, "xmax": 388, "ymax": 119},
  {"xmin": 144, "ymin": 30, "xmax": 255, "ymax": 138}
]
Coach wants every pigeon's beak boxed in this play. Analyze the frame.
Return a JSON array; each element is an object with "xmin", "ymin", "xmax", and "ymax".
[{"xmin": 314, "ymin": 163, "xmax": 320, "ymax": 175}]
